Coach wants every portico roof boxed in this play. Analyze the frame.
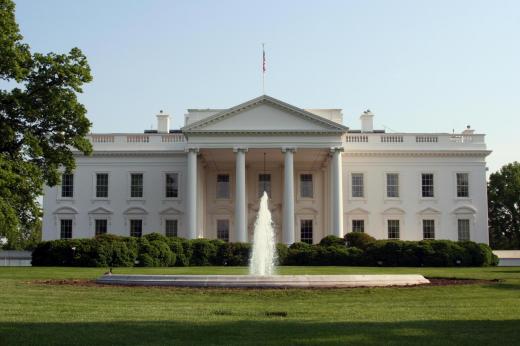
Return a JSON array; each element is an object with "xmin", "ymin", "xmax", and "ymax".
[{"xmin": 181, "ymin": 95, "xmax": 349, "ymax": 136}]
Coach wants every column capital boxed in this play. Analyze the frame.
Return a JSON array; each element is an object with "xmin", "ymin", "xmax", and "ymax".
[
  {"xmin": 330, "ymin": 146, "xmax": 344, "ymax": 153},
  {"xmin": 233, "ymin": 147, "xmax": 248, "ymax": 153},
  {"xmin": 281, "ymin": 147, "xmax": 297, "ymax": 153},
  {"xmin": 185, "ymin": 147, "xmax": 200, "ymax": 153}
]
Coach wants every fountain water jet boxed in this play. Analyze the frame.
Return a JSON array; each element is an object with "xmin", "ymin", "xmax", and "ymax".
[{"xmin": 249, "ymin": 191, "xmax": 277, "ymax": 276}]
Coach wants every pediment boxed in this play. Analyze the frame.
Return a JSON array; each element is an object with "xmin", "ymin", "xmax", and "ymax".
[
  {"xmin": 88, "ymin": 207, "xmax": 113, "ymax": 215},
  {"xmin": 345, "ymin": 207, "xmax": 370, "ymax": 215},
  {"xmin": 159, "ymin": 207, "xmax": 183, "ymax": 215},
  {"xmin": 452, "ymin": 206, "xmax": 477, "ymax": 214},
  {"xmin": 123, "ymin": 207, "xmax": 148, "ymax": 215},
  {"xmin": 382, "ymin": 207, "xmax": 406, "ymax": 215},
  {"xmin": 53, "ymin": 206, "xmax": 78, "ymax": 214},
  {"xmin": 182, "ymin": 95, "xmax": 348, "ymax": 135},
  {"xmin": 417, "ymin": 207, "xmax": 441, "ymax": 215}
]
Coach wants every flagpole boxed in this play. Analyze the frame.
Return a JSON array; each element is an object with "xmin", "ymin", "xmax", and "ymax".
[{"xmin": 262, "ymin": 43, "xmax": 265, "ymax": 94}]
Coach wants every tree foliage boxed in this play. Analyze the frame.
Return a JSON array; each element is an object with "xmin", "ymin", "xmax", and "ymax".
[
  {"xmin": 488, "ymin": 162, "xmax": 520, "ymax": 249},
  {"xmin": 0, "ymin": 0, "xmax": 92, "ymax": 249}
]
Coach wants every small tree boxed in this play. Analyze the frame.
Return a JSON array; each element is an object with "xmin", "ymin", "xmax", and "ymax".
[
  {"xmin": 0, "ymin": 0, "xmax": 92, "ymax": 248},
  {"xmin": 488, "ymin": 162, "xmax": 520, "ymax": 249}
]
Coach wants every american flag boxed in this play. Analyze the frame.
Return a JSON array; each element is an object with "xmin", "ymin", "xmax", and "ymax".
[{"xmin": 262, "ymin": 44, "xmax": 266, "ymax": 73}]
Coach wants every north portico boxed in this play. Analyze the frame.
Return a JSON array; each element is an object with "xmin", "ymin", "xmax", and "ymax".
[
  {"xmin": 181, "ymin": 95, "xmax": 348, "ymax": 244},
  {"xmin": 43, "ymin": 94, "xmax": 491, "ymax": 244}
]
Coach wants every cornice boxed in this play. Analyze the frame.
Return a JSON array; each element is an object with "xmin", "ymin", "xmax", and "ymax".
[
  {"xmin": 184, "ymin": 129, "xmax": 345, "ymax": 136},
  {"xmin": 73, "ymin": 150, "xmax": 185, "ymax": 157}
]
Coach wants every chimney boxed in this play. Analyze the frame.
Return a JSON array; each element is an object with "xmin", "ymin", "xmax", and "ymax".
[
  {"xmin": 156, "ymin": 110, "xmax": 170, "ymax": 133},
  {"xmin": 360, "ymin": 110, "xmax": 374, "ymax": 132}
]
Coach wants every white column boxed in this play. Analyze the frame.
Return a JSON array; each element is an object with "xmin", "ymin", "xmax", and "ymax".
[
  {"xmin": 234, "ymin": 148, "xmax": 247, "ymax": 242},
  {"xmin": 186, "ymin": 148, "xmax": 198, "ymax": 239},
  {"xmin": 282, "ymin": 148, "xmax": 295, "ymax": 244},
  {"xmin": 330, "ymin": 147, "xmax": 344, "ymax": 237}
]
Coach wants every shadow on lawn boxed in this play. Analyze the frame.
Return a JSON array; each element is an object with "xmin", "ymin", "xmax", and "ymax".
[{"xmin": 0, "ymin": 320, "xmax": 519, "ymax": 346}]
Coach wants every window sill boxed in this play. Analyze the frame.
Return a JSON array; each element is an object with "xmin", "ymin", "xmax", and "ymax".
[
  {"xmin": 349, "ymin": 197, "xmax": 367, "ymax": 202},
  {"xmin": 127, "ymin": 198, "xmax": 145, "ymax": 203},
  {"xmin": 384, "ymin": 198, "xmax": 401, "ymax": 203},
  {"xmin": 419, "ymin": 198, "xmax": 437, "ymax": 203},
  {"xmin": 454, "ymin": 197, "xmax": 471, "ymax": 202},
  {"xmin": 91, "ymin": 198, "xmax": 110, "ymax": 203},
  {"xmin": 56, "ymin": 197, "xmax": 75, "ymax": 202},
  {"xmin": 162, "ymin": 198, "xmax": 181, "ymax": 203}
]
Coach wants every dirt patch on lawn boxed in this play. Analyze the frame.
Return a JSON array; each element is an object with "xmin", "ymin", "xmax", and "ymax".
[{"xmin": 30, "ymin": 277, "xmax": 500, "ymax": 289}]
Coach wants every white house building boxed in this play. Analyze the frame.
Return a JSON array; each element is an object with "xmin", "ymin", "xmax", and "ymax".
[{"xmin": 42, "ymin": 95, "xmax": 491, "ymax": 244}]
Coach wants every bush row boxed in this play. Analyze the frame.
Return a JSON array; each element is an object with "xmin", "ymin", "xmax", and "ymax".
[{"xmin": 31, "ymin": 233, "xmax": 498, "ymax": 267}]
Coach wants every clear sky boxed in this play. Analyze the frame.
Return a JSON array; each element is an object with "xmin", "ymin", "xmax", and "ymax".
[{"xmin": 12, "ymin": 0, "xmax": 520, "ymax": 174}]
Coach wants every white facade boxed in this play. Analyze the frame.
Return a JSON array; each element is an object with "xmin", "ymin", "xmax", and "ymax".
[{"xmin": 42, "ymin": 95, "xmax": 491, "ymax": 244}]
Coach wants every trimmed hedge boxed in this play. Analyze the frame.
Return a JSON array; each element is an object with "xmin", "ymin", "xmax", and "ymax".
[{"xmin": 31, "ymin": 233, "xmax": 498, "ymax": 267}]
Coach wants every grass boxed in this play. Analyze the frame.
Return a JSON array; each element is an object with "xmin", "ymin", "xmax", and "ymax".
[{"xmin": 0, "ymin": 266, "xmax": 519, "ymax": 345}]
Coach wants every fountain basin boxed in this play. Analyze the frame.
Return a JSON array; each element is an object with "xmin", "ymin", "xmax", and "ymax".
[{"xmin": 96, "ymin": 274, "xmax": 429, "ymax": 288}]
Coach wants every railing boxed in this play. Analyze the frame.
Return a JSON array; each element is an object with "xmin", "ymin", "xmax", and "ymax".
[
  {"xmin": 87, "ymin": 133, "xmax": 186, "ymax": 148},
  {"xmin": 343, "ymin": 133, "xmax": 485, "ymax": 149},
  {"xmin": 127, "ymin": 135, "xmax": 150, "ymax": 143},
  {"xmin": 91, "ymin": 135, "xmax": 115, "ymax": 143},
  {"xmin": 345, "ymin": 135, "xmax": 368, "ymax": 143},
  {"xmin": 161, "ymin": 134, "xmax": 185, "ymax": 142}
]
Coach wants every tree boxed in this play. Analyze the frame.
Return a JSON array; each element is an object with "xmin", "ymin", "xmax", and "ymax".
[
  {"xmin": 488, "ymin": 162, "xmax": 520, "ymax": 249},
  {"xmin": 0, "ymin": 0, "xmax": 92, "ymax": 249}
]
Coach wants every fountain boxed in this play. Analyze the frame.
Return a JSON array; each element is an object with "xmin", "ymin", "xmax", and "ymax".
[
  {"xmin": 97, "ymin": 191, "xmax": 429, "ymax": 288},
  {"xmin": 249, "ymin": 192, "xmax": 276, "ymax": 276}
]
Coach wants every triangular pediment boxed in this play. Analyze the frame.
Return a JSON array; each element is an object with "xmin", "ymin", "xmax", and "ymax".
[
  {"xmin": 346, "ymin": 207, "xmax": 370, "ymax": 215},
  {"xmin": 417, "ymin": 207, "xmax": 441, "ymax": 215},
  {"xmin": 159, "ymin": 207, "xmax": 183, "ymax": 215},
  {"xmin": 88, "ymin": 207, "xmax": 113, "ymax": 215},
  {"xmin": 182, "ymin": 95, "xmax": 348, "ymax": 135}
]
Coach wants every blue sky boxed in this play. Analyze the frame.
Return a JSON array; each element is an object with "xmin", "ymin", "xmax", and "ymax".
[{"xmin": 12, "ymin": 0, "xmax": 520, "ymax": 173}]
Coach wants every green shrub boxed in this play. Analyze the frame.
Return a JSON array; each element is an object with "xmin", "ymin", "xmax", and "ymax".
[
  {"xmin": 276, "ymin": 243, "xmax": 289, "ymax": 265},
  {"xmin": 166, "ymin": 237, "xmax": 190, "ymax": 266},
  {"xmin": 136, "ymin": 238, "xmax": 174, "ymax": 267},
  {"xmin": 285, "ymin": 242, "xmax": 317, "ymax": 265},
  {"xmin": 315, "ymin": 245, "xmax": 362, "ymax": 265},
  {"xmin": 216, "ymin": 242, "xmax": 251, "ymax": 266},
  {"xmin": 344, "ymin": 232, "xmax": 376, "ymax": 250},
  {"xmin": 189, "ymin": 239, "xmax": 218, "ymax": 266},
  {"xmin": 319, "ymin": 235, "xmax": 345, "ymax": 247}
]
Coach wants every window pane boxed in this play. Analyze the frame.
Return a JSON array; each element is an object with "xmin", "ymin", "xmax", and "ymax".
[
  {"xmin": 216, "ymin": 174, "xmax": 230, "ymax": 199},
  {"xmin": 95, "ymin": 219, "xmax": 107, "ymax": 236},
  {"xmin": 258, "ymin": 173, "xmax": 271, "ymax": 198},
  {"xmin": 300, "ymin": 174, "xmax": 313, "ymax": 198},
  {"xmin": 61, "ymin": 173, "xmax": 74, "ymax": 198},
  {"xmin": 130, "ymin": 173, "xmax": 143, "ymax": 198},
  {"xmin": 422, "ymin": 219, "xmax": 435, "ymax": 239},
  {"xmin": 300, "ymin": 219, "xmax": 313, "ymax": 244},
  {"xmin": 387, "ymin": 220, "xmax": 400, "ymax": 239},
  {"xmin": 96, "ymin": 173, "xmax": 109, "ymax": 198},
  {"xmin": 352, "ymin": 219, "xmax": 365, "ymax": 233},
  {"xmin": 130, "ymin": 219, "xmax": 142, "ymax": 237},
  {"xmin": 60, "ymin": 219, "xmax": 73, "ymax": 239},
  {"xmin": 165, "ymin": 173, "xmax": 178, "ymax": 198},
  {"xmin": 217, "ymin": 219, "xmax": 229, "ymax": 242},
  {"xmin": 165, "ymin": 219, "xmax": 178, "ymax": 237},
  {"xmin": 456, "ymin": 173, "xmax": 469, "ymax": 198},
  {"xmin": 458, "ymin": 219, "xmax": 470, "ymax": 241},
  {"xmin": 421, "ymin": 173, "xmax": 434, "ymax": 198},
  {"xmin": 352, "ymin": 173, "xmax": 364, "ymax": 198},
  {"xmin": 386, "ymin": 173, "xmax": 399, "ymax": 198}
]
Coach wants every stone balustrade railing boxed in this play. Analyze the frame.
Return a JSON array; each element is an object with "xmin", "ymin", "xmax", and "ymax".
[{"xmin": 343, "ymin": 133, "xmax": 486, "ymax": 150}]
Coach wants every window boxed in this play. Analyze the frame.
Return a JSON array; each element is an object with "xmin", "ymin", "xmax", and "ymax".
[
  {"xmin": 300, "ymin": 219, "xmax": 313, "ymax": 244},
  {"xmin": 96, "ymin": 173, "xmax": 109, "ymax": 198},
  {"xmin": 456, "ymin": 173, "xmax": 469, "ymax": 198},
  {"xmin": 95, "ymin": 219, "xmax": 107, "ymax": 236},
  {"xmin": 217, "ymin": 219, "xmax": 229, "ymax": 242},
  {"xmin": 61, "ymin": 173, "xmax": 74, "ymax": 198},
  {"xmin": 352, "ymin": 219, "xmax": 365, "ymax": 233},
  {"xmin": 422, "ymin": 219, "xmax": 435, "ymax": 239},
  {"xmin": 130, "ymin": 219, "xmax": 142, "ymax": 237},
  {"xmin": 386, "ymin": 173, "xmax": 399, "ymax": 198},
  {"xmin": 300, "ymin": 174, "xmax": 313, "ymax": 198},
  {"xmin": 216, "ymin": 174, "xmax": 230, "ymax": 199},
  {"xmin": 387, "ymin": 219, "xmax": 400, "ymax": 239},
  {"xmin": 165, "ymin": 219, "xmax": 178, "ymax": 237},
  {"xmin": 130, "ymin": 173, "xmax": 143, "ymax": 198},
  {"xmin": 421, "ymin": 173, "xmax": 434, "ymax": 198},
  {"xmin": 60, "ymin": 219, "xmax": 73, "ymax": 239},
  {"xmin": 351, "ymin": 173, "xmax": 364, "ymax": 198},
  {"xmin": 258, "ymin": 173, "xmax": 271, "ymax": 197},
  {"xmin": 458, "ymin": 219, "xmax": 470, "ymax": 241},
  {"xmin": 165, "ymin": 173, "xmax": 178, "ymax": 198}
]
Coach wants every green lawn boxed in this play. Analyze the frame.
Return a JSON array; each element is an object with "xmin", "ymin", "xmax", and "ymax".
[{"xmin": 1, "ymin": 266, "xmax": 519, "ymax": 345}]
